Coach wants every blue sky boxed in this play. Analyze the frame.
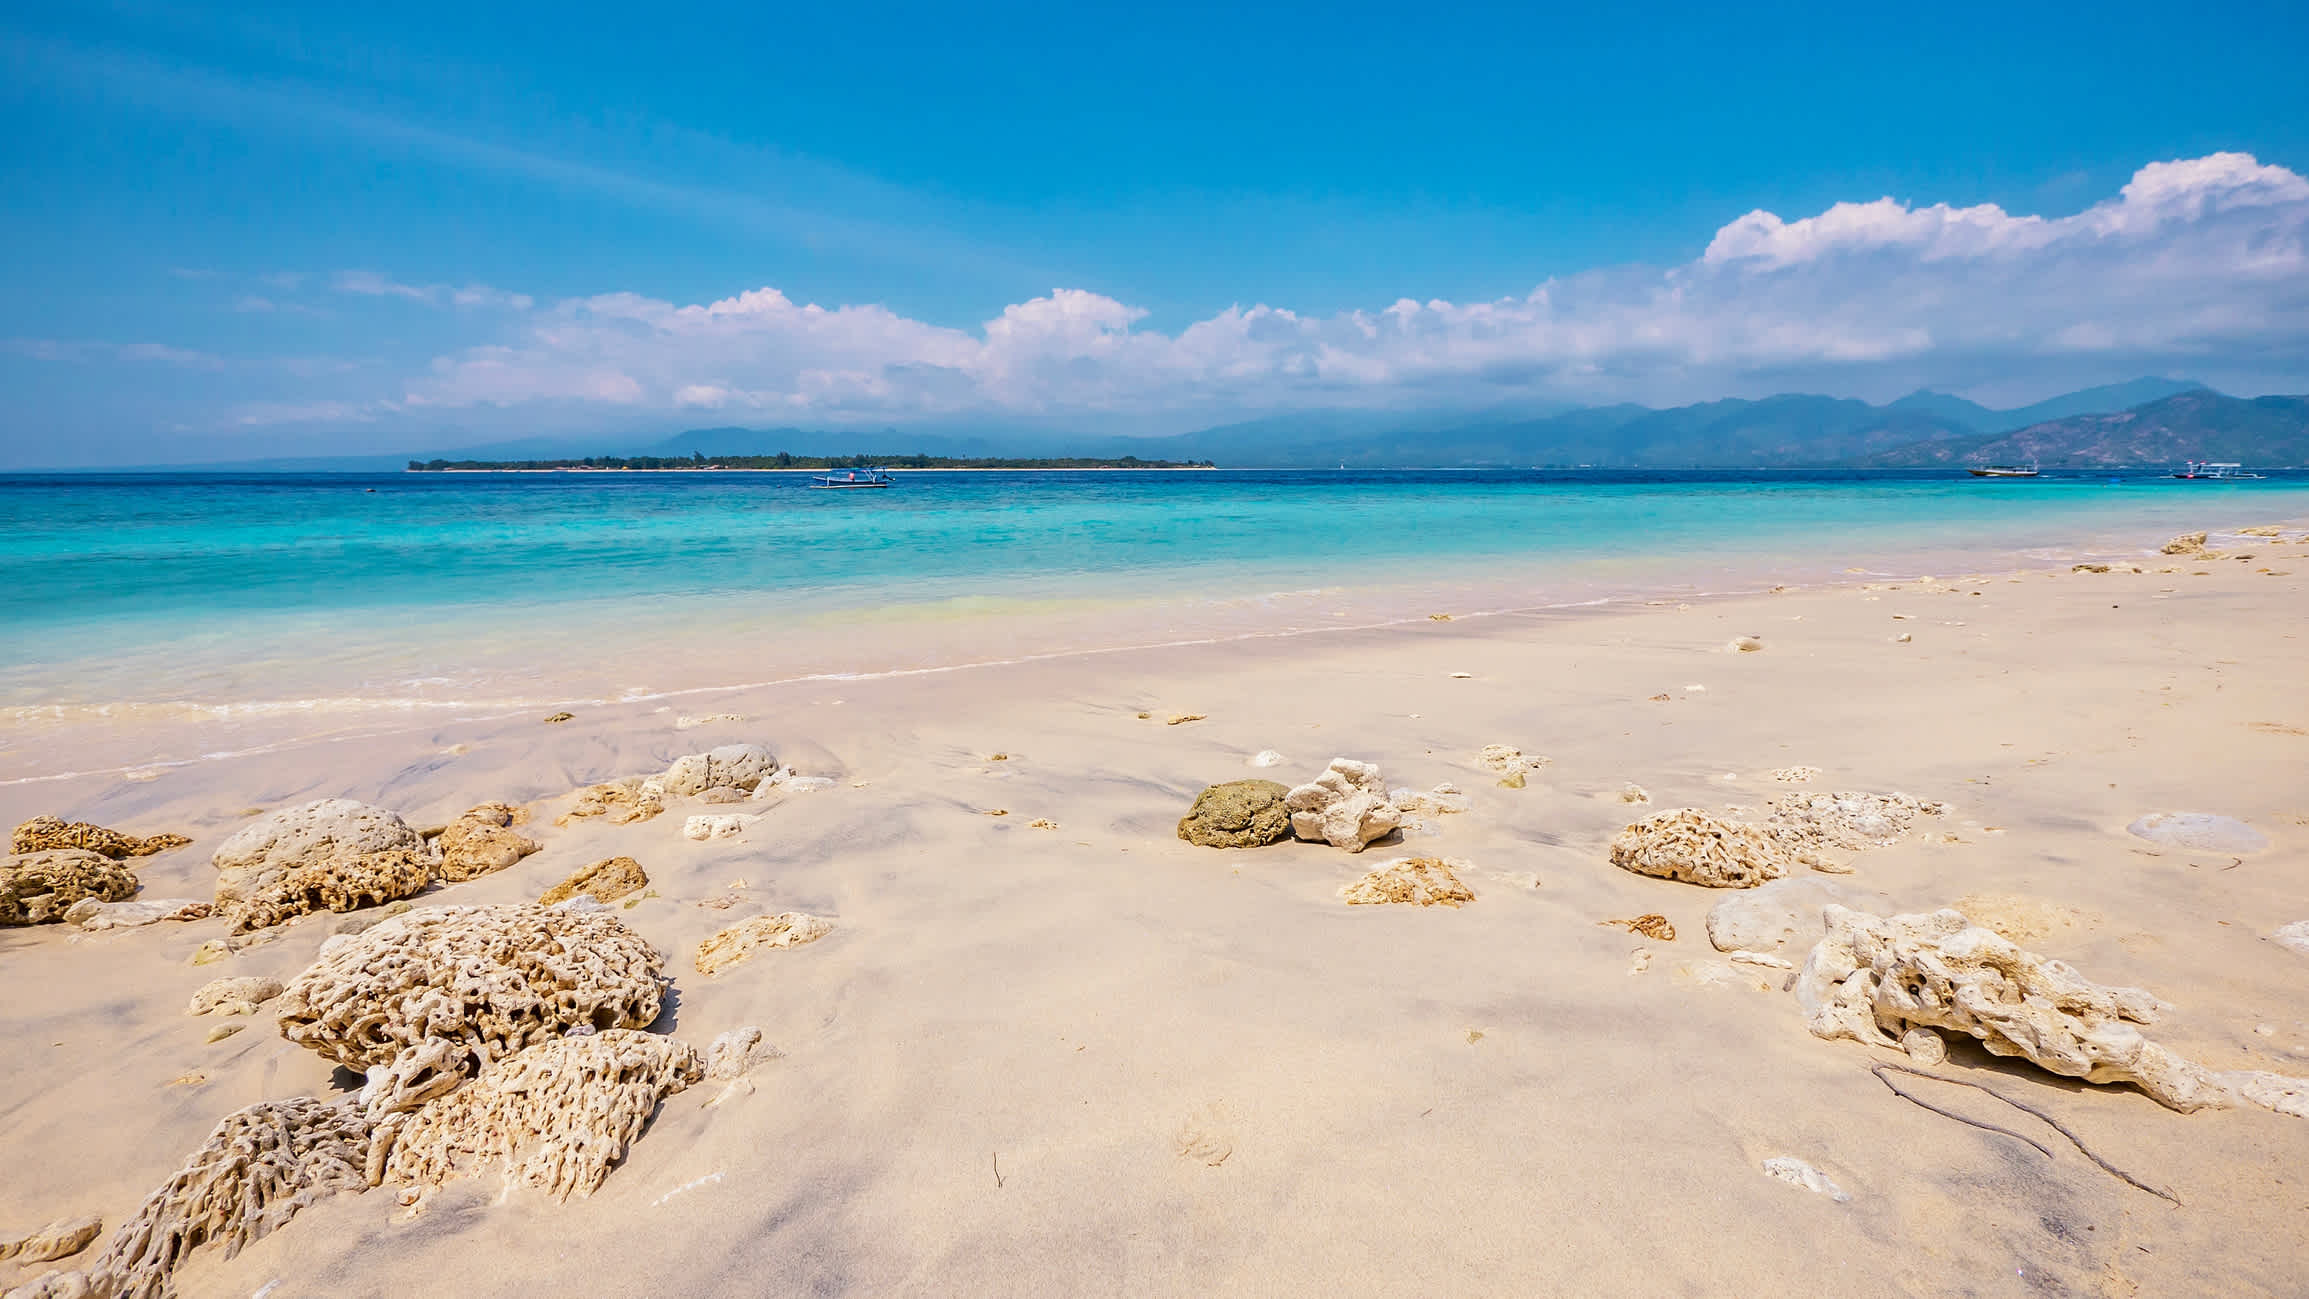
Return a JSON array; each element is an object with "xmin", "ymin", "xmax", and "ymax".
[{"xmin": 3, "ymin": 0, "xmax": 2307, "ymax": 464}]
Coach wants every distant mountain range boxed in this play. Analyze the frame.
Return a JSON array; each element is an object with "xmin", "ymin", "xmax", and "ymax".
[
  {"xmin": 81, "ymin": 375, "xmax": 2309, "ymax": 471},
  {"xmin": 618, "ymin": 377, "xmax": 2309, "ymax": 470},
  {"xmin": 1859, "ymin": 390, "xmax": 2309, "ymax": 468}
]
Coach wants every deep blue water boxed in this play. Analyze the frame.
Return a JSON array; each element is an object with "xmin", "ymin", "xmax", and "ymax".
[{"xmin": 6, "ymin": 468, "xmax": 2307, "ymax": 708}]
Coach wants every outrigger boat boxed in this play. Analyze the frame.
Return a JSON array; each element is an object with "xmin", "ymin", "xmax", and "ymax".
[
  {"xmin": 2169, "ymin": 461, "xmax": 2263, "ymax": 480},
  {"xmin": 810, "ymin": 467, "xmax": 895, "ymax": 489},
  {"xmin": 1968, "ymin": 463, "xmax": 2040, "ymax": 478}
]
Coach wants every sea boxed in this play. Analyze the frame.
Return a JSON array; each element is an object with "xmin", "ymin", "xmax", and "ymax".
[{"xmin": 6, "ymin": 467, "xmax": 2308, "ymax": 780}]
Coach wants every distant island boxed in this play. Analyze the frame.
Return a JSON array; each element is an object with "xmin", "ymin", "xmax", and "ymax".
[{"xmin": 406, "ymin": 453, "xmax": 1218, "ymax": 472}]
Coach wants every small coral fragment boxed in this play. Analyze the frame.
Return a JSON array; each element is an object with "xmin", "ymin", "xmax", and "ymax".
[
  {"xmin": 187, "ymin": 976, "xmax": 284, "ymax": 1017},
  {"xmin": 432, "ymin": 803, "xmax": 538, "ymax": 882},
  {"xmin": 538, "ymin": 856, "xmax": 648, "ymax": 907},
  {"xmin": 11, "ymin": 816, "xmax": 188, "ymax": 859},
  {"xmin": 695, "ymin": 912, "xmax": 835, "ymax": 974},
  {"xmin": 1603, "ymin": 914, "xmax": 1675, "ymax": 941},
  {"xmin": 1340, "ymin": 857, "xmax": 1475, "ymax": 908},
  {"xmin": 556, "ymin": 779, "xmax": 665, "ymax": 827}
]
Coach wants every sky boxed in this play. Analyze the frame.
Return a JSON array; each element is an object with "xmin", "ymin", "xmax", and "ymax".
[{"xmin": 3, "ymin": 0, "xmax": 2307, "ymax": 466}]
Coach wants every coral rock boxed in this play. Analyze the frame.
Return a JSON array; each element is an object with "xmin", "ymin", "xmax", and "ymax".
[
  {"xmin": 1768, "ymin": 790, "xmax": 1945, "ymax": 855},
  {"xmin": 2160, "ymin": 530, "xmax": 2208, "ymax": 554},
  {"xmin": 1796, "ymin": 906, "xmax": 2237, "ymax": 1113},
  {"xmin": 11, "ymin": 816, "xmax": 188, "ymax": 859},
  {"xmin": 1, "ymin": 851, "xmax": 138, "ymax": 926},
  {"xmin": 188, "ymin": 976, "xmax": 285, "ymax": 1017},
  {"xmin": 1610, "ymin": 809, "xmax": 1793, "ymax": 888},
  {"xmin": 555, "ymin": 780, "xmax": 664, "ymax": 827},
  {"xmin": 2274, "ymin": 921, "xmax": 2309, "ymax": 957},
  {"xmin": 209, "ymin": 799, "xmax": 424, "ymax": 908},
  {"xmin": 1284, "ymin": 759, "xmax": 1402, "ymax": 852},
  {"xmin": 276, "ymin": 904, "xmax": 667, "ymax": 1111},
  {"xmin": 83, "ymin": 1097, "xmax": 373, "ymax": 1299},
  {"xmin": 1477, "ymin": 745, "xmax": 1545, "ymax": 774},
  {"xmin": 538, "ymin": 856, "xmax": 649, "ymax": 907},
  {"xmin": 1391, "ymin": 784, "xmax": 1470, "ymax": 818},
  {"xmin": 696, "ymin": 912, "xmax": 835, "ymax": 975},
  {"xmin": 1174, "ymin": 780, "xmax": 1292, "ymax": 849},
  {"xmin": 662, "ymin": 744, "xmax": 778, "ymax": 796},
  {"xmin": 0, "ymin": 1215, "xmax": 101, "ymax": 1265},
  {"xmin": 1340, "ymin": 857, "xmax": 1475, "ymax": 908},
  {"xmin": 63, "ymin": 899, "xmax": 209, "ymax": 930},
  {"xmin": 228, "ymin": 847, "xmax": 434, "ymax": 933},
  {"xmin": 384, "ymin": 1030, "xmax": 702, "ymax": 1203},
  {"xmin": 682, "ymin": 814, "xmax": 761, "ymax": 841},
  {"xmin": 433, "ymin": 803, "xmax": 539, "ymax": 883}
]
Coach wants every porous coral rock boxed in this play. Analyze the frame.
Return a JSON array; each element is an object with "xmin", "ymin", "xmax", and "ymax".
[
  {"xmin": 384, "ymin": 1030, "xmax": 702, "ymax": 1202},
  {"xmin": 1174, "ymin": 780, "xmax": 1292, "ymax": 849},
  {"xmin": 1765, "ymin": 790, "xmax": 1946, "ymax": 861},
  {"xmin": 695, "ymin": 912, "xmax": 835, "ymax": 975},
  {"xmin": 80, "ymin": 1097, "xmax": 373, "ymax": 1299},
  {"xmin": 209, "ymin": 799, "xmax": 424, "ymax": 908},
  {"xmin": 1609, "ymin": 809, "xmax": 1793, "ymax": 888},
  {"xmin": 2160, "ymin": 530, "xmax": 2209, "ymax": 554},
  {"xmin": 661, "ymin": 744, "xmax": 777, "ymax": 796},
  {"xmin": 227, "ymin": 847, "xmax": 434, "ymax": 933},
  {"xmin": 1339, "ymin": 857, "xmax": 1475, "ymax": 908},
  {"xmin": 275, "ymin": 905, "xmax": 666, "ymax": 1104},
  {"xmin": 554, "ymin": 779, "xmax": 663, "ymax": 827},
  {"xmin": 537, "ymin": 856, "xmax": 648, "ymax": 907},
  {"xmin": 0, "ymin": 1215, "xmax": 101, "ymax": 1264},
  {"xmin": 1, "ymin": 851, "xmax": 138, "ymax": 926},
  {"xmin": 62, "ymin": 899, "xmax": 209, "ymax": 930},
  {"xmin": 432, "ymin": 803, "xmax": 538, "ymax": 882},
  {"xmin": 187, "ymin": 976, "xmax": 284, "ymax": 1017},
  {"xmin": 1477, "ymin": 745, "xmax": 1546, "ymax": 774},
  {"xmin": 1284, "ymin": 759, "xmax": 1402, "ymax": 852},
  {"xmin": 11, "ymin": 816, "xmax": 188, "ymax": 859},
  {"xmin": 1796, "ymin": 906, "xmax": 2236, "ymax": 1113},
  {"xmin": 682, "ymin": 813, "xmax": 761, "ymax": 841}
]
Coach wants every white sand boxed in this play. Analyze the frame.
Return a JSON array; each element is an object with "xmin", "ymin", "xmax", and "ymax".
[{"xmin": 3, "ymin": 538, "xmax": 2307, "ymax": 1297}]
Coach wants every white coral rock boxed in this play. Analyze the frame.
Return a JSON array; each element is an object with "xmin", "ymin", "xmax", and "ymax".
[{"xmin": 1285, "ymin": 759, "xmax": 1402, "ymax": 852}]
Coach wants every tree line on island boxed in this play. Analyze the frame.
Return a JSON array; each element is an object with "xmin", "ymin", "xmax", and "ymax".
[{"xmin": 406, "ymin": 452, "xmax": 1219, "ymax": 471}]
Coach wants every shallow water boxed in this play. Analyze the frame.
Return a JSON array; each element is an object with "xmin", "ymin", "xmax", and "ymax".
[{"xmin": 6, "ymin": 468, "xmax": 2307, "ymax": 731}]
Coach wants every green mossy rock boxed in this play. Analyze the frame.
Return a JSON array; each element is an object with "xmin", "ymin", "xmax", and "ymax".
[{"xmin": 1176, "ymin": 780, "xmax": 1293, "ymax": 849}]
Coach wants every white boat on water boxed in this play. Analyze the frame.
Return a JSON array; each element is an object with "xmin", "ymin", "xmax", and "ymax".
[
  {"xmin": 2169, "ymin": 461, "xmax": 2264, "ymax": 480},
  {"xmin": 811, "ymin": 467, "xmax": 895, "ymax": 489},
  {"xmin": 1968, "ymin": 463, "xmax": 2039, "ymax": 478}
]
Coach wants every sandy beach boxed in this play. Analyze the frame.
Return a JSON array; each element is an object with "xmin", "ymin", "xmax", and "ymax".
[{"xmin": 4, "ymin": 522, "xmax": 2307, "ymax": 1298}]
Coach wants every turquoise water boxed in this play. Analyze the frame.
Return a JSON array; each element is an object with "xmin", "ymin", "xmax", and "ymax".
[{"xmin": 6, "ymin": 468, "xmax": 2308, "ymax": 719}]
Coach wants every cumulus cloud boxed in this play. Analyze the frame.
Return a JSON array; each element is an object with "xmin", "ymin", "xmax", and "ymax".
[{"xmin": 358, "ymin": 152, "xmax": 2303, "ymax": 423}]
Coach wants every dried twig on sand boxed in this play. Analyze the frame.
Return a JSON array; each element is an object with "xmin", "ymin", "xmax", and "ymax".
[{"xmin": 1870, "ymin": 1062, "xmax": 2179, "ymax": 1205}]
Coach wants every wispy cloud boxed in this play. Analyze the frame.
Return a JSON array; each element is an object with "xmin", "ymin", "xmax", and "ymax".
[
  {"xmin": 4, "ymin": 338, "xmax": 226, "ymax": 368},
  {"xmin": 331, "ymin": 270, "xmax": 533, "ymax": 310}
]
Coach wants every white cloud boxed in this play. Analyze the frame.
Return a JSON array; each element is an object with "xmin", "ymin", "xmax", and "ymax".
[{"xmin": 362, "ymin": 152, "xmax": 2305, "ymax": 422}]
